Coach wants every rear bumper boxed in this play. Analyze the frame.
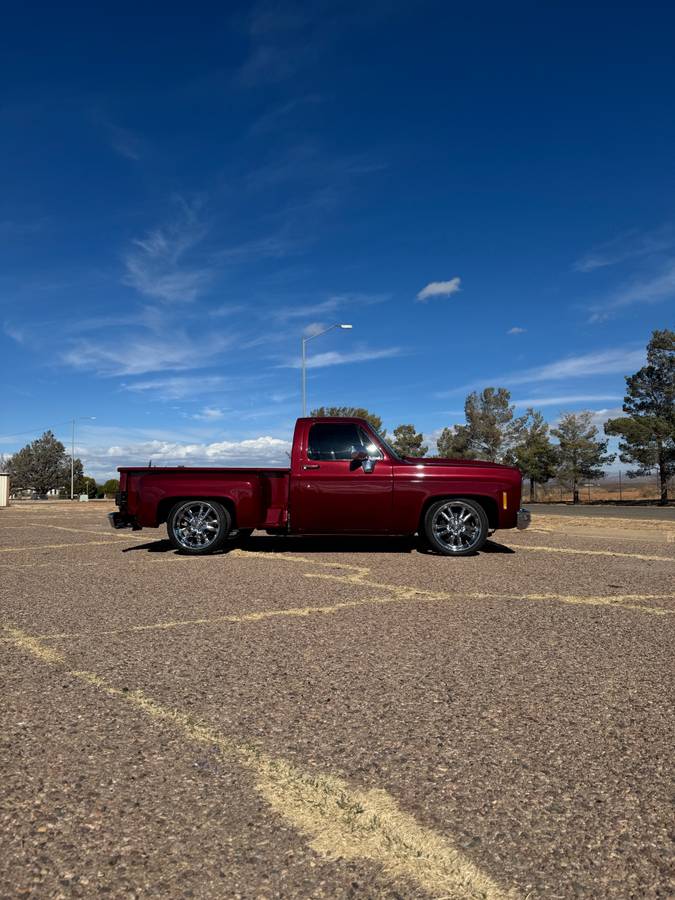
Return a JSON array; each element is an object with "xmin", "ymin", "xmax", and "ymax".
[
  {"xmin": 108, "ymin": 511, "xmax": 139, "ymax": 530},
  {"xmin": 516, "ymin": 507, "xmax": 531, "ymax": 530}
]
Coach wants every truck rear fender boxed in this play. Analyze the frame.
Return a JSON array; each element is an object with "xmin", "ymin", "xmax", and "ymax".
[
  {"xmin": 156, "ymin": 495, "xmax": 238, "ymax": 529},
  {"xmin": 418, "ymin": 494, "xmax": 499, "ymax": 532}
]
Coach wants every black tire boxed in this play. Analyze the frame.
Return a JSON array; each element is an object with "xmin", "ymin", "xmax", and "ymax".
[
  {"xmin": 423, "ymin": 498, "xmax": 488, "ymax": 556},
  {"xmin": 167, "ymin": 500, "xmax": 231, "ymax": 555}
]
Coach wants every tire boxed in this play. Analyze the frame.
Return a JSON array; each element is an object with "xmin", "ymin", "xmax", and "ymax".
[
  {"xmin": 423, "ymin": 498, "xmax": 488, "ymax": 556},
  {"xmin": 167, "ymin": 500, "xmax": 231, "ymax": 555}
]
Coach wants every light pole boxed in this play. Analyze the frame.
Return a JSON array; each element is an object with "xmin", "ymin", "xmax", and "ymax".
[
  {"xmin": 301, "ymin": 324, "xmax": 352, "ymax": 416},
  {"xmin": 71, "ymin": 416, "xmax": 96, "ymax": 500}
]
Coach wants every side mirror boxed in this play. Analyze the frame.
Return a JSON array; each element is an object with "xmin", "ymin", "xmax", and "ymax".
[{"xmin": 351, "ymin": 447, "xmax": 375, "ymax": 473}]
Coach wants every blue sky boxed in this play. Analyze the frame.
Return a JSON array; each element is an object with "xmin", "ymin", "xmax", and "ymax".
[{"xmin": 2, "ymin": 1, "xmax": 674, "ymax": 478}]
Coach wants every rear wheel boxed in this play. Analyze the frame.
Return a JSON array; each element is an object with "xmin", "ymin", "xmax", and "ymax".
[
  {"xmin": 167, "ymin": 500, "xmax": 231, "ymax": 554},
  {"xmin": 423, "ymin": 498, "xmax": 488, "ymax": 556}
]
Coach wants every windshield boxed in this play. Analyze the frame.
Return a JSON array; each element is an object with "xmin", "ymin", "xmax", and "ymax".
[{"xmin": 370, "ymin": 427, "xmax": 403, "ymax": 462}]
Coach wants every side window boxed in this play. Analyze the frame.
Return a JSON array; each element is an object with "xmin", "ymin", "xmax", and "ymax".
[
  {"xmin": 308, "ymin": 423, "xmax": 363, "ymax": 461},
  {"xmin": 358, "ymin": 427, "xmax": 384, "ymax": 459}
]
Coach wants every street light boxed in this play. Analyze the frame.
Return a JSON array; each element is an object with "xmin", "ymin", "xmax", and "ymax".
[
  {"xmin": 71, "ymin": 416, "xmax": 96, "ymax": 500},
  {"xmin": 301, "ymin": 324, "xmax": 352, "ymax": 416}
]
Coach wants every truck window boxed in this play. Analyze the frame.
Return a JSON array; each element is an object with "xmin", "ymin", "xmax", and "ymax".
[{"xmin": 308, "ymin": 423, "xmax": 363, "ymax": 460}]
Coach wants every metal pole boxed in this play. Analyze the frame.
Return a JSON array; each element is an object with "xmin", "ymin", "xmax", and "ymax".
[
  {"xmin": 618, "ymin": 470, "xmax": 622, "ymax": 501},
  {"xmin": 301, "ymin": 337, "xmax": 307, "ymax": 416},
  {"xmin": 71, "ymin": 418, "xmax": 75, "ymax": 500}
]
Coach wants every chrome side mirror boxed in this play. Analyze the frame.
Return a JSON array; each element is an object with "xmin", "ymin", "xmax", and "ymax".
[{"xmin": 351, "ymin": 447, "xmax": 375, "ymax": 473}]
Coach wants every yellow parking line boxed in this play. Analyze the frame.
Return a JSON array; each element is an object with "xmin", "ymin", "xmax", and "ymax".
[
  {"xmin": 27, "ymin": 522, "xmax": 148, "ymax": 541},
  {"xmin": 3, "ymin": 624, "xmax": 516, "ymax": 900},
  {"xmin": 513, "ymin": 544, "xmax": 673, "ymax": 562},
  {"xmin": 0, "ymin": 539, "xmax": 141, "ymax": 554}
]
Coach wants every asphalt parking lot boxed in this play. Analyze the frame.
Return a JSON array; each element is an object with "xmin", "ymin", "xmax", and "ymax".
[{"xmin": 1, "ymin": 502, "xmax": 673, "ymax": 899}]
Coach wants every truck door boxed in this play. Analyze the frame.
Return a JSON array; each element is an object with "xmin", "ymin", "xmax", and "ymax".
[{"xmin": 291, "ymin": 421, "xmax": 393, "ymax": 533}]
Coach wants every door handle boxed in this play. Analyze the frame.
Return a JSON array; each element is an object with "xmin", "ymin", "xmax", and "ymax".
[{"xmin": 302, "ymin": 464, "xmax": 320, "ymax": 470}]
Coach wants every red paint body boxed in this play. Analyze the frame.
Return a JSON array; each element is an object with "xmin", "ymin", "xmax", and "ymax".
[{"xmin": 116, "ymin": 418, "xmax": 523, "ymax": 535}]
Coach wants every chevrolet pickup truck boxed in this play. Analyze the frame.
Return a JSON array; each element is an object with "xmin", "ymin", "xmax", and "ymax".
[{"xmin": 109, "ymin": 416, "xmax": 530, "ymax": 555}]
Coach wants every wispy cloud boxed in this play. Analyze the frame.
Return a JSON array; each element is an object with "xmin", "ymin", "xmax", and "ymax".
[
  {"xmin": 248, "ymin": 94, "xmax": 322, "ymax": 136},
  {"xmin": 512, "ymin": 394, "xmax": 621, "ymax": 408},
  {"xmin": 507, "ymin": 326, "xmax": 526, "ymax": 335},
  {"xmin": 588, "ymin": 262, "xmax": 675, "ymax": 322},
  {"xmin": 505, "ymin": 348, "xmax": 645, "ymax": 386},
  {"xmin": 234, "ymin": 4, "xmax": 317, "ymax": 88},
  {"xmin": 436, "ymin": 346, "xmax": 645, "ymax": 396},
  {"xmin": 63, "ymin": 330, "xmax": 231, "ymax": 377},
  {"xmin": 192, "ymin": 406, "xmax": 227, "ymax": 420},
  {"xmin": 0, "ymin": 218, "xmax": 47, "ymax": 238},
  {"xmin": 416, "ymin": 278, "xmax": 461, "ymax": 302},
  {"xmin": 286, "ymin": 346, "xmax": 402, "ymax": 369},
  {"xmin": 120, "ymin": 375, "xmax": 229, "ymax": 400},
  {"xmin": 573, "ymin": 226, "xmax": 674, "ymax": 272},
  {"xmin": 124, "ymin": 199, "xmax": 213, "ymax": 303},
  {"xmin": 3, "ymin": 322, "xmax": 25, "ymax": 344},
  {"xmin": 274, "ymin": 294, "xmax": 386, "ymax": 322},
  {"xmin": 97, "ymin": 116, "xmax": 145, "ymax": 161}
]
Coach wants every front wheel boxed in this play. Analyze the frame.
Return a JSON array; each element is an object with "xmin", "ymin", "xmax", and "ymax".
[
  {"xmin": 423, "ymin": 498, "xmax": 488, "ymax": 556},
  {"xmin": 167, "ymin": 500, "xmax": 231, "ymax": 554}
]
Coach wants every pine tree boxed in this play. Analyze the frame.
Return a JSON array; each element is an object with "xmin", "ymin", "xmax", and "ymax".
[
  {"xmin": 391, "ymin": 424, "xmax": 428, "ymax": 457},
  {"xmin": 509, "ymin": 409, "xmax": 558, "ymax": 501},
  {"xmin": 552, "ymin": 412, "xmax": 615, "ymax": 503},
  {"xmin": 604, "ymin": 329, "xmax": 674, "ymax": 504},
  {"xmin": 436, "ymin": 425, "xmax": 475, "ymax": 459},
  {"xmin": 310, "ymin": 407, "xmax": 385, "ymax": 435},
  {"xmin": 463, "ymin": 387, "xmax": 524, "ymax": 461}
]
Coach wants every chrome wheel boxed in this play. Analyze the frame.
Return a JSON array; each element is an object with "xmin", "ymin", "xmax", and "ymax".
[
  {"xmin": 429, "ymin": 500, "xmax": 484, "ymax": 553},
  {"xmin": 171, "ymin": 501, "xmax": 222, "ymax": 551}
]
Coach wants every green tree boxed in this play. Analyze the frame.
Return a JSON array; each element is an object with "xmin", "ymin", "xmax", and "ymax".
[
  {"xmin": 509, "ymin": 408, "xmax": 558, "ymax": 501},
  {"xmin": 5, "ymin": 431, "xmax": 78, "ymax": 496},
  {"xmin": 463, "ymin": 387, "xmax": 524, "ymax": 461},
  {"xmin": 436, "ymin": 425, "xmax": 475, "ymax": 459},
  {"xmin": 552, "ymin": 411, "xmax": 615, "ymax": 503},
  {"xmin": 604, "ymin": 329, "xmax": 674, "ymax": 504},
  {"xmin": 76, "ymin": 475, "xmax": 97, "ymax": 498},
  {"xmin": 310, "ymin": 407, "xmax": 385, "ymax": 435},
  {"xmin": 101, "ymin": 478, "xmax": 120, "ymax": 496},
  {"xmin": 391, "ymin": 424, "xmax": 428, "ymax": 457}
]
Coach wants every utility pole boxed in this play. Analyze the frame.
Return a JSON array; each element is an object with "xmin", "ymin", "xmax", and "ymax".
[
  {"xmin": 301, "ymin": 324, "xmax": 352, "ymax": 416},
  {"xmin": 71, "ymin": 417, "xmax": 96, "ymax": 500}
]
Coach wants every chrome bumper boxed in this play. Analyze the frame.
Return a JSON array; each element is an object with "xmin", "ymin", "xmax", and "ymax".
[{"xmin": 516, "ymin": 508, "xmax": 531, "ymax": 530}]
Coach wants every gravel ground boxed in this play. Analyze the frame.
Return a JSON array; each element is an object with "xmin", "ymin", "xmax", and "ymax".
[{"xmin": 1, "ymin": 502, "xmax": 673, "ymax": 899}]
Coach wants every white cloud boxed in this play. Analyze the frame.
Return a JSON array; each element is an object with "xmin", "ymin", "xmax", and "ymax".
[
  {"xmin": 505, "ymin": 348, "xmax": 645, "ymax": 386},
  {"xmin": 62, "ymin": 331, "xmax": 231, "ymax": 377},
  {"xmin": 507, "ymin": 326, "xmax": 526, "ymax": 335},
  {"xmin": 121, "ymin": 376, "xmax": 229, "ymax": 399},
  {"xmin": 588, "ymin": 262, "xmax": 675, "ymax": 322},
  {"xmin": 124, "ymin": 200, "xmax": 213, "ymax": 303},
  {"xmin": 286, "ymin": 346, "xmax": 402, "ymax": 369},
  {"xmin": 81, "ymin": 435, "xmax": 293, "ymax": 479},
  {"xmin": 574, "ymin": 227, "xmax": 674, "ymax": 272},
  {"xmin": 512, "ymin": 394, "xmax": 622, "ymax": 408},
  {"xmin": 192, "ymin": 406, "xmax": 226, "ymax": 420},
  {"xmin": 435, "ymin": 346, "xmax": 646, "ymax": 397},
  {"xmin": 416, "ymin": 278, "xmax": 461, "ymax": 302},
  {"xmin": 3, "ymin": 322, "xmax": 25, "ymax": 344}
]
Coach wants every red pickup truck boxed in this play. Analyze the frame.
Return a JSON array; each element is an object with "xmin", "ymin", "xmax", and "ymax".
[{"xmin": 109, "ymin": 416, "xmax": 530, "ymax": 556}]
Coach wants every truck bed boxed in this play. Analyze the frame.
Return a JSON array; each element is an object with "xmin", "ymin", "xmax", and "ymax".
[{"xmin": 118, "ymin": 466, "xmax": 291, "ymax": 530}]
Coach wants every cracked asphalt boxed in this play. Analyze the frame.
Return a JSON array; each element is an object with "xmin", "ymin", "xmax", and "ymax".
[{"xmin": 1, "ymin": 501, "xmax": 673, "ymax": 899}]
